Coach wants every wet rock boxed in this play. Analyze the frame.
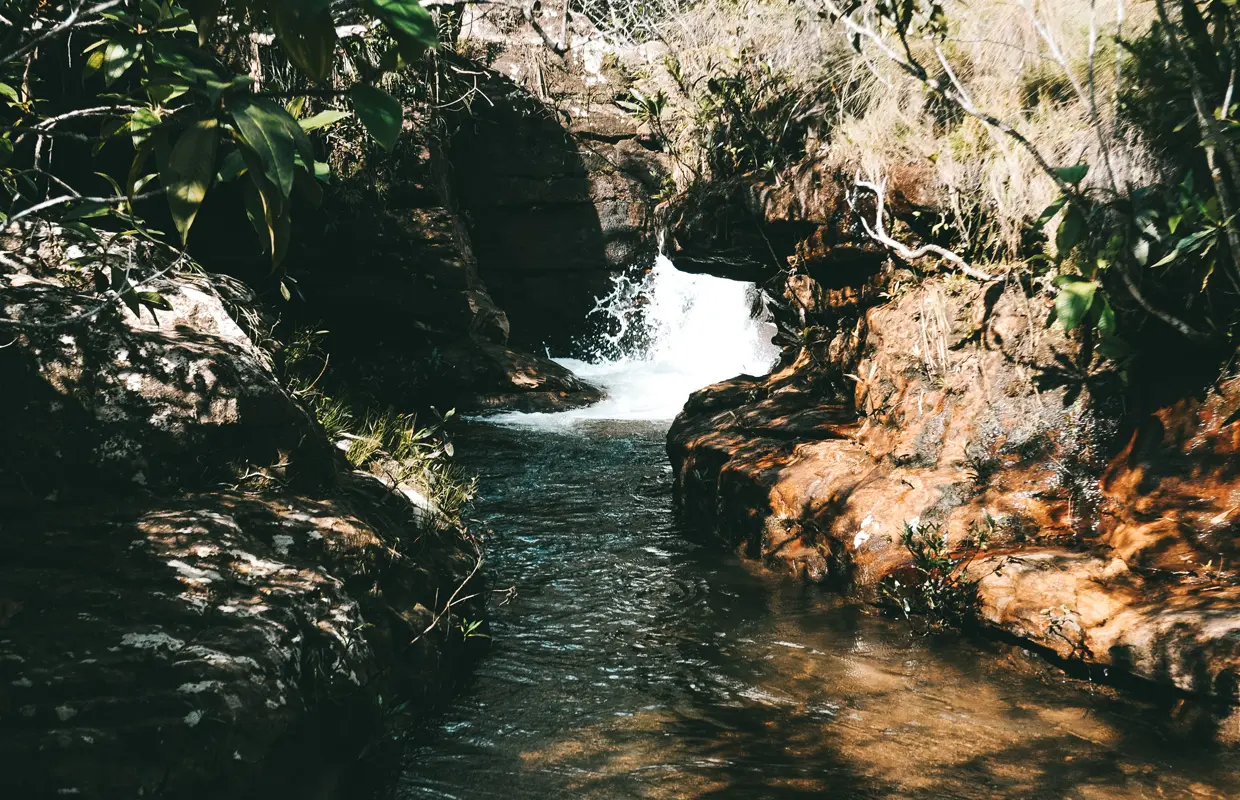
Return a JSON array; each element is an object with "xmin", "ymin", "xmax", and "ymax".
[
  {"xmin": 437, "ymin": 341, "xmax": 604, "ymax": 413},
  {"xmin": 971, "ymin": 550, "xmax": 1240, "ymax": 700},
  {"xmin": 669, "ymin": 269, "xmax": 1240, "ymax": 708},
  {"xmin": 0, "ymin": 472, "xmax": 481, "ymax": 798},
  {"xmin": 449, "ymin": 10, "xmax": 669, "ymax": 349},
  {"xmin": 287, "ymin": 131, "xmax": 603, "ymax": 413}
]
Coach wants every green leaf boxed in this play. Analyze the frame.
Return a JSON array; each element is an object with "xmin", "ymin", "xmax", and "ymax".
[
  {"xmin": 1097, "ymin": 334, "xmax": 1134, "ymax": 361},
  {"xmin": 229, "ymin": 96, "xmax": 308, "ymax": 198},
  {"xmin": 313, "ymin": 160, "xmax": 330, "ymax": 183},
  {"xmin": 267, "ymin": 0, "xmax": 338, "ymax": 82},
  {"xmin": 1055, "ymin": 204, "xmax": 1086, "ymax": 260},
  {"xmin": 1034, "ymin": 195, "xmax": 1066, "ymax": 228},
  {"xmin": 1176, "ymin": 227, "xmax": 1217, "ymax": 254},
  {"xmin": 129, "ymin": 107, "xmax": 162, "ymax": 147},
  {"xmin": 83, "ymin": 48, "xmax": 106, "ymax": 78},
  {"xmin": 299, "ymin": 109, "xmax": 351, "ymax": 132},
  {"xmin": 1054, "ymin": 280, "xmax": 1097, "ymax": 332},
  {"xmin": 349, "ymin": 84, "xmax": 402, "ymax": 151},
  {"xmin": 240, "ymin": 155, "xmax": 292, "ymax": 267},
  {"xmin": 146, "ymin": 77, "xmax": 190, "ymax": 105},
  {"xmin": 63, "ymin": 200, "xmax": 111, "ymax": 221},
  {"xmin": 364, "ymin": 0, "xmax": 437, "ymax": 58},
  {"xmin": 162, "ymin": 119, "xmax": 219, "ymax": 244},
  {"xmin": 293, "ymin": 166, "xmax": 323, "ymax": 207},
  {"xmin": 0, "ymin": 82, "xmax": 19, "ymax": 104},
  {"xmin": 1053, "ymin": 164, "xmax": 1089, "ymax": 185},
  {"xmin": 103, "ymin": 39, "xmax": 141, "ymax": 86},
  {"xmin": 0, "ymin": 137, "xmax": 12, "ymax": 168},
  {"xmin": 216, "ymin": 149, "xmax": 247, "ymax": 182},
  {"xmin": 1149, "ymin": 247, "xmax": 1181, "ymax": 270},
  {"xmin": 1096, "ymin": 297, "xmax": 1117, "ymax": 337},
  {"xmin": 94, "ymin": 115, "xmax": 130, "ymax": 154},
  {"xmin": 137, "ymin": 291, "xmax": 173, "ymax": 310},
  {"xmin": 152, "ymin": 45, "xmax": 247, "ymax": 102}
]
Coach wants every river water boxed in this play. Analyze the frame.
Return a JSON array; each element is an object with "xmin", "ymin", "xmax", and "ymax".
[{"xmin": 385, "ymin": 261, "xmax": 1239, "ymax": 799}]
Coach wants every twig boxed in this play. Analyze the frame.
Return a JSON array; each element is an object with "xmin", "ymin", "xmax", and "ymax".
[
  {"xmin": 410, "ymin": 538, "xmax": 484, "ymax": 644},
  {"xmin": 5, "ymin": 189, "xmax": 164, "ymax": 226},
  {"xmin": 0, "ymin": 0, "xmax": 125, "ymax": 65},
  {"xmin": 815, "ymin": 0, "xmax": 1213, "ymax": 342},
  {"xmin": 849, "ymin": 175, "xmax": 996, "ymax": 281},
  {"xmin": 1019, "ymin": 0, "xmax": 1119, "ymax": 191}
]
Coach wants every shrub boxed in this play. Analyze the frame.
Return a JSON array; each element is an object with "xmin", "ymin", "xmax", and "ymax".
[{"xmin": 879, "ymin": 515, "xmax": 992, "ymax": 630}]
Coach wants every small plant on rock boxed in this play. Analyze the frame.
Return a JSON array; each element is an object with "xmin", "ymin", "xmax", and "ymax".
[{"xmin": 880, "ymin": 515, "xmax": 993, "ymax": 630}]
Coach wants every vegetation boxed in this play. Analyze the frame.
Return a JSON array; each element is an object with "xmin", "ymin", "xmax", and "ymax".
[
  {"xmin": 605, "ymin": 0, "xmax": 1240, "ymax": 388},
  {"xmin": 1, "ymin": 0, "xmax": 436, "ymax": 306},
  {"xmin": 281, "ymin": 328, "xmax": 476, "ymax": 526},
  {"xmin": 879, "ymin": 515, "xmax": 993, "ymax": 630}
]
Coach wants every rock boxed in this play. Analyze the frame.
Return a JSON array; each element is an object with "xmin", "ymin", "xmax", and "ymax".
[
  {"xmin": 450, "ymin": 12, "xmax": 669, "ymax": 350},
  {"xmin": 0, "ymin": 273, "xmax": 334, "ymax": 497},
  {"xmin": 668, "ymin": 263, "xmax": 1240, "ymax": 708},
  {"xmin": 436, "ymin": 341, "xmax": 604, "ymax": 412},
  {"xmin": 0, "ymin": 255, "xmax": 484, "ymax": 796},
  {"xmin": 971, "ymin": 550, "xmax": 1240, "ymax": 700},
  {"xmin": 0, "ymin": 471, "xmax": 482, "ymax": 798}
]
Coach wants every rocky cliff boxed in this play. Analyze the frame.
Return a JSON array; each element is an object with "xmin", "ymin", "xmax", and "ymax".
[
  {"xmin": 0, "ymin": 229, "xmax": 484, "ymax": 797},
  {"xmin": 665, "ymin": 167, "xmax": 1240, "ymax": 731}
]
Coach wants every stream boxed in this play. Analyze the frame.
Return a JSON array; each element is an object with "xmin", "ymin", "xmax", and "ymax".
[{"xmin": 385, "ymin": 261, "xmax": 1239, "ymax": 799}]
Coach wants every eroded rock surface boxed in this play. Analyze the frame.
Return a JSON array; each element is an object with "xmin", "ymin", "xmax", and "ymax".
[
  {"xmin": 0, "ymin": 475, "xmax": 479, "ymax": 797},
  {"xmin": 669, "ymin": 266, "xmax": 1240, "ymax": 709},
  {"xmin": 0, "ymin": 272, "xmax": 333, "ymax": 497},
  {"xmin": 0, "ymin": 258, "xmax": 483, "ymax": 797}
]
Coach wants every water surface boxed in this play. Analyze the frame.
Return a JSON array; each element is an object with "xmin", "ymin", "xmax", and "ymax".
[{"xmin": 388, "ymin": 421, "xmax": 1239, "ymax": 799}]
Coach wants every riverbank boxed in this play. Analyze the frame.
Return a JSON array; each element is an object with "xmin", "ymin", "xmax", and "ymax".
[
  {"xmin": 389, "ymin": 419, "xmax": 1240, "ymax": 798},
  {"xmin": 667, "ymin": 270, "xmax": 1240, "ymax": 732}
]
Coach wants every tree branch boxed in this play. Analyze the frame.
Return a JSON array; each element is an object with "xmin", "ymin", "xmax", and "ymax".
[
  {"xmin": 0, "ymin": 0, "xmax": 125, "ymax": 66},
  {"xmin": 849, "ymin": 175, "xmax": 996, "ymax": 282}
]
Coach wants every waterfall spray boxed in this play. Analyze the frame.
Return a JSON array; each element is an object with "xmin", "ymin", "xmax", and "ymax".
[{"xmin": 497, "ymin": 256, "xmax": 779, "ymax": 424}]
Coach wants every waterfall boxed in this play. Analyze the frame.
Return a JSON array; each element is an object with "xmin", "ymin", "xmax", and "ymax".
[{"xmin": 497, "ymin": 256, "xmax": 780, "ymax": 424}]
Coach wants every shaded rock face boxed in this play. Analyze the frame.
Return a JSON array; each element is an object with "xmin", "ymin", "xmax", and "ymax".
[
  {"xmin": 668, "ymin": 218, "xmax": 1240, "ymax": 709},
  {"xmin": 436, "ymin": 340, "xmax": 603, "ymax": 412},
  {"xmin": 0, "ymin": 475, "xmax": 480, "ymax": 798},
  {"xmin": 292, "ymin": 129, "xmax": 600, "ymax": 413},
  {"xmin": 0, "ymin": 273, "xmax": 333, "ymax": 498},
  {"xmin": 659, "ymin": 160, "xmax": 934, "ymax": 288},
  {"xmin": 0, "ymin": 262, "xmax": 483, "ymax": 797},
  {"xmin": 451, "ymin": 7, "xmax": 669, "ymax": 351}
]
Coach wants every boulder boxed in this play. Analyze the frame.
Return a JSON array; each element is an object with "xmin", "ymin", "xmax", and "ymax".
[
  {"xmin": 0, "ymin": 272, "xmax": 334, "ymax": 498},
  {"xmin": 0, "ymin": 253, "xmax": 484, "ymax": 796},
  {"xmin": 450, "ymin": 10, "xmax": 669, "ymax": 350},
  {"xmin": 0, "ymin": 471, "xmax": 482, "ymax": 798},
  {"xmin": 669, "ymin": 268, "xmax": 1240, "ymax": 707}
]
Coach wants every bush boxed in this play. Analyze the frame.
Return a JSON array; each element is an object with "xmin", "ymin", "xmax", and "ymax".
[{"xmin": 879, "ymin": 515, "xmax": 992, "ymax": 630}]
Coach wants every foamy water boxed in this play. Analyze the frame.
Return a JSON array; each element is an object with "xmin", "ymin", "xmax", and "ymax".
[{"xmin": 489, "ymin": 257, "xmax": 779, "ymax": 425}]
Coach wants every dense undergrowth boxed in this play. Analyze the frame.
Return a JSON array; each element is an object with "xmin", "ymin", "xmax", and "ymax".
[{"xmin": 598, "ymin": 0, "xmax": 1240, "ymax": 397}]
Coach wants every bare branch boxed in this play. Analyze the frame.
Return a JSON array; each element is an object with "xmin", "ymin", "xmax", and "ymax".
[
  {"xmin": 0, "ymin": 0, "xmax": 125, "ymax": 66},
  {"xmin": 1020, "ymin": 0, "xmax": 1119, "ymax": 191},
  {"xmin": 849, "ymin": 175, "xmax": 996, "ymax": 282},
  {"xmin": 814, "ymin": 0, "xmax": 1214, "ymax": 342}
]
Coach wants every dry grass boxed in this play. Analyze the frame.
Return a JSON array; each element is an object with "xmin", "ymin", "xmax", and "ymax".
[{"xmin": 640, "ymin": 0, "xmax": 1165, "ymax": 262}]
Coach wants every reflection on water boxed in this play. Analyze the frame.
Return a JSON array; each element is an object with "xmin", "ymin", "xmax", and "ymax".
[{"xmin": 386, "ymin": 422, "xmax": 1238, "ymax": 799}]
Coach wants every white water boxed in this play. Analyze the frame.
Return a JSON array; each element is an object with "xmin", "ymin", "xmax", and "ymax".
[{"xmin": 491, "ymin": 256, "xmax": 780, "ymax": 425}]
